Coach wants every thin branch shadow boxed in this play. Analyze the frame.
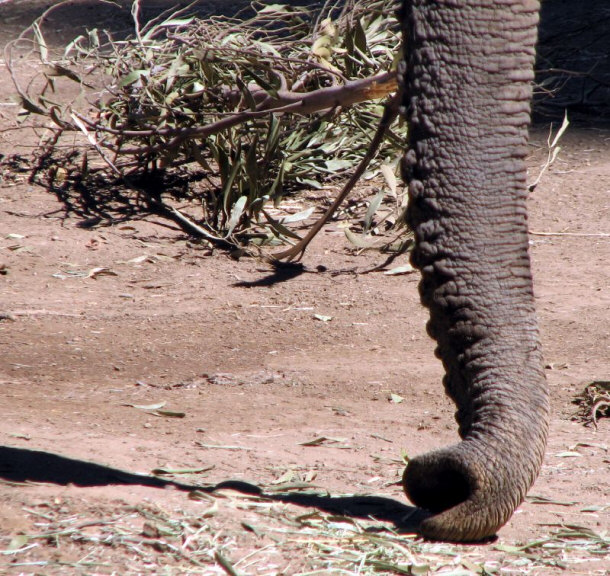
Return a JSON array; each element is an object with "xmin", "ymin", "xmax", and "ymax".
[{"xmin": 0, "ymin": 445, "xmax": 425, "ymax": 533}]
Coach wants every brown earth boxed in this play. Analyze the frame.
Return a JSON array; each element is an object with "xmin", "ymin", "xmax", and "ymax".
[{"xmin": 0, "ymin": 3, "xmax": 609, "ymax": 575}]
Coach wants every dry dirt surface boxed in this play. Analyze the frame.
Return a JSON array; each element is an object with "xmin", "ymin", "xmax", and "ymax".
[{"xmin": 1, "ymin": 3, "xmax": 609, "ymax": 576}]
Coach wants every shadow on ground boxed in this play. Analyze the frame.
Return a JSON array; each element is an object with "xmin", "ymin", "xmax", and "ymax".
[
  {"xmin": 0, "ymin": 445, "xmax": 425, "ymax": 533},
  {"xmin": 0, "ymin": 0, "xmax": 324, "ymax": 46}
]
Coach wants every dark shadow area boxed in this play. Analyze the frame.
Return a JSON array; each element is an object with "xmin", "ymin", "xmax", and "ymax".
[
  {"xmin": 534, "ymin": 0, "xmax": 610, "ymax": 123},
  {"xmin": 0, "ymin": 445, "xmax": 424, "ymax": 532},
  {"xmin": 232, "ymin": 262, "xmax": 307, "ymax": 287},
  {"xmin": 0, "ymin": 0, "xmax": 325, "ymax": 46},
  {"xmin": 34, "ymin": 164, "xmax": 206, "ymax": 236},
  {"xmin": 0, "ymin": 445, "xmax": 195, "ymax": 489},
  {"xmin": 274, "ymin": 491, "xmax": 426, "ymax": 531}
]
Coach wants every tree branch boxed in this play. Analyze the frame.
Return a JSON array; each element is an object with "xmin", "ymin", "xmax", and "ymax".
[{"xmin": 75, "ymin": 70, "xmax": 398, "ymax": 156}]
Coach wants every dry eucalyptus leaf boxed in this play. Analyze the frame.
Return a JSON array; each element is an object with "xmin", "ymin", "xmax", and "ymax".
[
  {"xmin": 87, "ymin": 267, "xmax": 118, "ymax": 279},
  {"xmin": 384, "ymin": 263, "xmax": 415, "ymax": 275},
  {"xmin": 313, "ymin": 314, "xmax": 332, "ymax": 322},
  {"xmin": 124, "ymin": 401, "xmax": 167, "ymax": 411}
]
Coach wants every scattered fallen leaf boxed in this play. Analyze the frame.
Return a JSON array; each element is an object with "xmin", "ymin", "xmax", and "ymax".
[
  {"xmin": 195, "ymin": 442, "xmax": 252, "ymax": 451},
  {"xmin": 154, "ymin": 409, "xmax": 186, "ymax": 418},
  {"xmin": 121, "ymin": 255, "xmax": 148, "ymax": 264},
  {"xmin": 380, "ymin": 163, "xmax": 397, "ymax": 196},
  {"xmin": 371, "ymin": 433, "xmax": 393, "ymax": 443},
  {"xmin": 152, "ymin": 465, "xmax": 214, "ymax": 475},
  {"xmin": 304, "ymin": 470, "xmax": 317, "ymax": 482},
  {"xmin": 265, "ymin": 481, "xmax": 321, "ymax": 492},
  {"xmin": 6, "ymin": 535, "xmax": 29, "ymax": 551},
  {"xmin": 272, "ymin": 470, "xmax": 297, "ymax": 484},
  {"xmin": 124, "ymin": 401, "xmax": 167, "ymax": 410},
  {"xmin": 330, "ymin": 406, "xmax": 351, "ymax": 416},
  {"xmin": 313, "ymin": 314, "xmax": 332, "ymax": 322},
  {"xmin": 87, "ymin": 267, "xmax": 118, "ymax": 279},
  {"xmin": 299, "ymin": 436, "xmax": 350, "ymax": 448},
  {"xmin": 241, "ymin": 521, "xmax": 265, "ymax": 537},
  {"xmin": 7, "ymin": 244, "xmax": 33, "ymax": 253},
  {"xmin": 384, "ymin": 263, "xmax": 415, "ymax": 275},
  {"xmin": 581, "ymin": 504, "xmax": 609, "ymax": 513},
  {"xmin": 527, "ymin": 494, "xmax": 578, "ymax": 506}
]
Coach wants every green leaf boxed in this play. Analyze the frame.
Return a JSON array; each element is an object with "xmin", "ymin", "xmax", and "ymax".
[
  {"xmin": 281, "ymin": 207, "xmax": 314, "ymax": 224},
  {"xmin": 295, "ymin": 177, "xmax": 323, "ymax": 189},
  {"xmin": 363, "ymin": 190, "xmax": 385, "ymax": 233},
  {"xmin": 324, "ymin": 158, "xmax": 353, "ymax": 172},
  {"xmin": 265, "ymin": 114, "xmax": 282, "ymax": 155},
  {"xmin": 527, "ymin": 494, "xmax": 578, "ymax": 506},
  {"xmin": 380, "ymin": 163, "xmax": 398, "ymax": 196},
  {"xmin": 344, "ymin": 228, "xmax": 376, "ymax": 249},
  {"xmin": 222, "ymin": 146, "xmax": 243, "ymax": 215},
  {"xmin": 243, "ymin": 67, "xmax": 278, "ymax": 97},
  {"xmin": 226, "ymin": 196, "xmax": 247, "ymax": 236},
  {"xmin": 581, "ymin": 504, "xmax": 609, "ymax": 512},
  {"xmin": 262, "ymin": 209, "xmax": 302, "ymax": 240},
  {"xmin": 244, "ymin": 137, "xmax": 260, "ymax": 199},
  {"xmin": 119, "ymin": 70, "xmax": 148, "ymax": 87},
  {"xmin": 353, "ymin": 18, "xmax": 369, "ymax": 56},
  {"xmin": 267, "ymin": 159, "xmax": 286, "ymax": 200}
]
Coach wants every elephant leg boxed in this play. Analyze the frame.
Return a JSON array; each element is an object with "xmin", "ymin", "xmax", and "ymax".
[{"xmin": 399, "ymin": 0, "xmax": 550, "ymax": 541}]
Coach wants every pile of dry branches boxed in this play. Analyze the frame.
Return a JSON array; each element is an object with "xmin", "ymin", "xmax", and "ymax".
[{"xmin": 8, "ymin": 0, "xmax": 406, "ymax": 253}]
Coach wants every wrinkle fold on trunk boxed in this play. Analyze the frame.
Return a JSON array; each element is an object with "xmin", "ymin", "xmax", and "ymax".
[{"xmin": 399, "ymin": 0, "xmax": 550, "ymax": 542}]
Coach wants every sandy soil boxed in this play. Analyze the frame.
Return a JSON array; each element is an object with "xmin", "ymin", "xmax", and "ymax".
[{"xmin": 0, "ymin": 3, "xmax": 609, "ymax": 575}]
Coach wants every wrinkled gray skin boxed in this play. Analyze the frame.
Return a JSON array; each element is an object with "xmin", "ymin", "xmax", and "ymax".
[{"xmin": 399, "ymin": 0, "xmax": 550, "ymax": 541}]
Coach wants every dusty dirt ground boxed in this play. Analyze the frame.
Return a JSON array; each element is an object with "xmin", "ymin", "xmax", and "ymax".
[{"xmin": 0, "ymin": 3, "xmax": 609, "ymax": 575}]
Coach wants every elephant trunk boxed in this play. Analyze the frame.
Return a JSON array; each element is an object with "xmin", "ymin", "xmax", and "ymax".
[{"xmin": 400, "ymin": 0, "xmax": 549, "ymax": 541}]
